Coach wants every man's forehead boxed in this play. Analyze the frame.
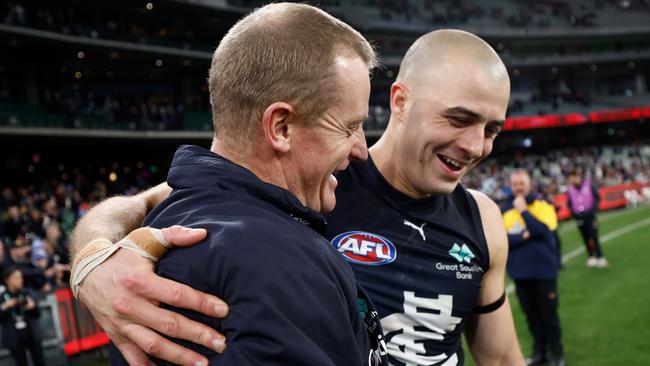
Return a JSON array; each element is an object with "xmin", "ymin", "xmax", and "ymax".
[{"xmin": 413, "ymin": 67, "xmax": 508, "ymax": 107}]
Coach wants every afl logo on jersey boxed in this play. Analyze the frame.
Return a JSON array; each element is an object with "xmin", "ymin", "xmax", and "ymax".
[{"xmin": 331, "ymin": 231, "xmax": 397, "ymax": 266}]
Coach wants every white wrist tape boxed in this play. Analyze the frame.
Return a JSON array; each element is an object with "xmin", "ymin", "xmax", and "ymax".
[
  {"xmin": 70, "ymin": 238, "xmax": 116, "ymax": 298},
  {"xmin": 70, "ymin": 227, "xmax": 171, "ymax": 298}
]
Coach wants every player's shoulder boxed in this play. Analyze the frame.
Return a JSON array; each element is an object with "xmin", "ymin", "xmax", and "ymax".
[
  {"xmin": 467, "ymin": 188, "xmax": 501, "ymax": 216},
  {"xmin": 467, "ymin": 189, "xmax": 508, "ymax": 258}
]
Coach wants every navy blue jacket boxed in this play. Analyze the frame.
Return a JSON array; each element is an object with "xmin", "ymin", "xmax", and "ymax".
[{"xmin": 109, "ymin": 145, "xmax": 381, "ymax": 366}]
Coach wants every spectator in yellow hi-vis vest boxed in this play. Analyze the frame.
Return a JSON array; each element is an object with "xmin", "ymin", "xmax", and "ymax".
[{"xmin": 501, "ymin": 169, "xmax": 565, "ymax": 366}]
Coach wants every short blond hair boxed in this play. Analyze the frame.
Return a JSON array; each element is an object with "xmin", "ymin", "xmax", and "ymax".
[{"xmin": 208, "ymin": 3, "xmax": 377, "ymax": 143}]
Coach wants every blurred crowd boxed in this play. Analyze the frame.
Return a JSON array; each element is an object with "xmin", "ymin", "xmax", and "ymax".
[
  {"xmin": 40, "ymin": 89, "xmax": 186, "ymax": 130},
  {"xmin": 1, "ymin": 181, "xmax": 91, "ymax": 293},
  {"xmin": 0, "ymin": 174, "xmax": 153, "ymax": 294},
  {"xmin": 463, "ymin": 143, "xmax": 650, "ymax": 203},
  {"xmin": 1, "ymin": 84, "xmax": 188, "ymax": 131}
]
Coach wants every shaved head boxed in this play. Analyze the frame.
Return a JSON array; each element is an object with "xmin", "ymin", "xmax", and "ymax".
[
  {"xmin": 370, "ymin": 28, "xmax": 511, "ymax": 198},
  {"xmin": 396, "ymin": 29, "xmax": 508, "ymax": 92}
]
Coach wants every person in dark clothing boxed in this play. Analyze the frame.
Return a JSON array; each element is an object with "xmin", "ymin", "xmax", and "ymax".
[
  {"xmin": 107, "ymin": 146, "xmax": 384, "ymax": 366},
  {"xmin": 502, "ymin": 170, "xmax": 565, "ymax": 366},
  {"xmin": 567, "ymin": 170, "xmax": 608, "ymax": 268},
  {"xmin": 72, "ymin": 3, "xmax": 386, "ymax": 365},
  {"xmin": 0, "ymin": 266, "xmax": 45, "ymax": 366}
]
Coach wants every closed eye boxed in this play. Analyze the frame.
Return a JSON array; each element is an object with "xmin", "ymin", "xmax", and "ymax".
[
  {"xmin": 448, "ymin": 116, "xmax": 473, "ymax": 126},
  {"xmin": 486, "ymin": 121, "xmax": 504, "ymax": 138},
  {"xmin": 486, "ymin": 125, "xmax": 502, "ymax": 138},
  {"xmin": 346, "ymin": 120, "xmax": 365, "ymax": 137}
]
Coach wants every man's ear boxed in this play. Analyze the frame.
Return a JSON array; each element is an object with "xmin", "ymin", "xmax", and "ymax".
[
  {"xmin": 261, "ymin": 102, "xmax": 295, "ymax": 153},
  {"xmin": 390, "ymin": 81, "xmax": 409, "ymax": 123}
]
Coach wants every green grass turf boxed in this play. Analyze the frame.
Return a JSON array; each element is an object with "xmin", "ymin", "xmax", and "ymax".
[{"xmin": 466, "ymin": 204, "xmax": 650, "ymax": 366}]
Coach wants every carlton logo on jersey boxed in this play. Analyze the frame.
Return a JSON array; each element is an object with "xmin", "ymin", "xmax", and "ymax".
[{"xmin": 331, "ymin": 231, "xmax": 397, "ymax": 265}]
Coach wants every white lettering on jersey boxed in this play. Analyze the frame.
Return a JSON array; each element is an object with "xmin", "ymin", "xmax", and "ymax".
[
  {"xmin": 338, "ymin": 238, "xmax": 392, "ymax": 259},
  {"xmin": 339, "ymin": 237, "xmax": 361, "ymax": 253},
  {"xmin": 381, "ymin": 291, "xmax": 462, "ymax": 366},
  {"xmin": 403, "ymin": 220, "xmax": 426, "ymax": 241}
]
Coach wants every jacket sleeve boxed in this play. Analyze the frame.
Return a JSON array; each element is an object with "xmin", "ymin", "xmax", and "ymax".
[
  {"xmin": 507, "ymin": 232, "xmax": 528, "ymax": 250},
  {"xmin": 520, "ymin": 210, "xmax": 552, "ymax": 239}
]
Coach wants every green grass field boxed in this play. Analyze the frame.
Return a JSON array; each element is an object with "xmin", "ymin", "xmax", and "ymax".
[
  {"xmin": 76, "ymin": 205, "xmax": 650, "ymax": 366},
  {"xmin": 467, "ymin": 204, "xmax": 650, "ymax": 366}
]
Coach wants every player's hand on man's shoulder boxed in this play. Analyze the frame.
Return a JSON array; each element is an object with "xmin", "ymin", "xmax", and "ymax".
[{"xmin": 78, "ymin": 225, "xmax": 229, "ymax": 366}]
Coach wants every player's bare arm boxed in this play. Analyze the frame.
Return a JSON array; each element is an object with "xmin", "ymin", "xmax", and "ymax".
[
  {"xmin": 70, "ymin": 182, "xmax": 228, "ymax": 366},
  {"xmin": 465, "ymin": 189, "xmax": 526, "ymax": 366},
  {"xmin": 71, "ymin": 182, "xmax": 171, "ymax": 257}
]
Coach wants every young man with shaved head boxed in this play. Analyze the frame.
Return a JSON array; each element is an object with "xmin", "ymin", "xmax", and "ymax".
[{"xmin": 71, "ymin": 28, "xmax": 526, "ymax": 366}]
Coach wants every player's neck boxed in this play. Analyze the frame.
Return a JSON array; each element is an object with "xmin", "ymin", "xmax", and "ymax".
[{"xmin": 370, "ymin": 142, "xmax": 429, "ymax": 200}]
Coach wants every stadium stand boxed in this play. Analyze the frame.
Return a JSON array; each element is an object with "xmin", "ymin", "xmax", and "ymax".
[{"xmin": 1, "ymin": 0, "xmax": 649, "ymax": 133}]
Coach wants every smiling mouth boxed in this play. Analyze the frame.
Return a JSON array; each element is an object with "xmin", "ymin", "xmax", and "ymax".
[{"xmin": 438, "ymin": 154, "xmax": 464, "ymax": 172}]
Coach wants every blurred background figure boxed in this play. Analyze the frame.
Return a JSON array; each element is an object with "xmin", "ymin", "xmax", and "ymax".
[
  {"xmin": 502, "ymin": 170, "xmax": 565, "ymax": 366},
  {"xmin": 31, "ymin": 223, "xmax": 71, "ymax": 290},
  {"xmin": 567, "ymin": 170, "xmax": 609, "ymax": 268},
  {"xmin": 0, "ymin": 266, "xmax": 45, "ymax": 366}
]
